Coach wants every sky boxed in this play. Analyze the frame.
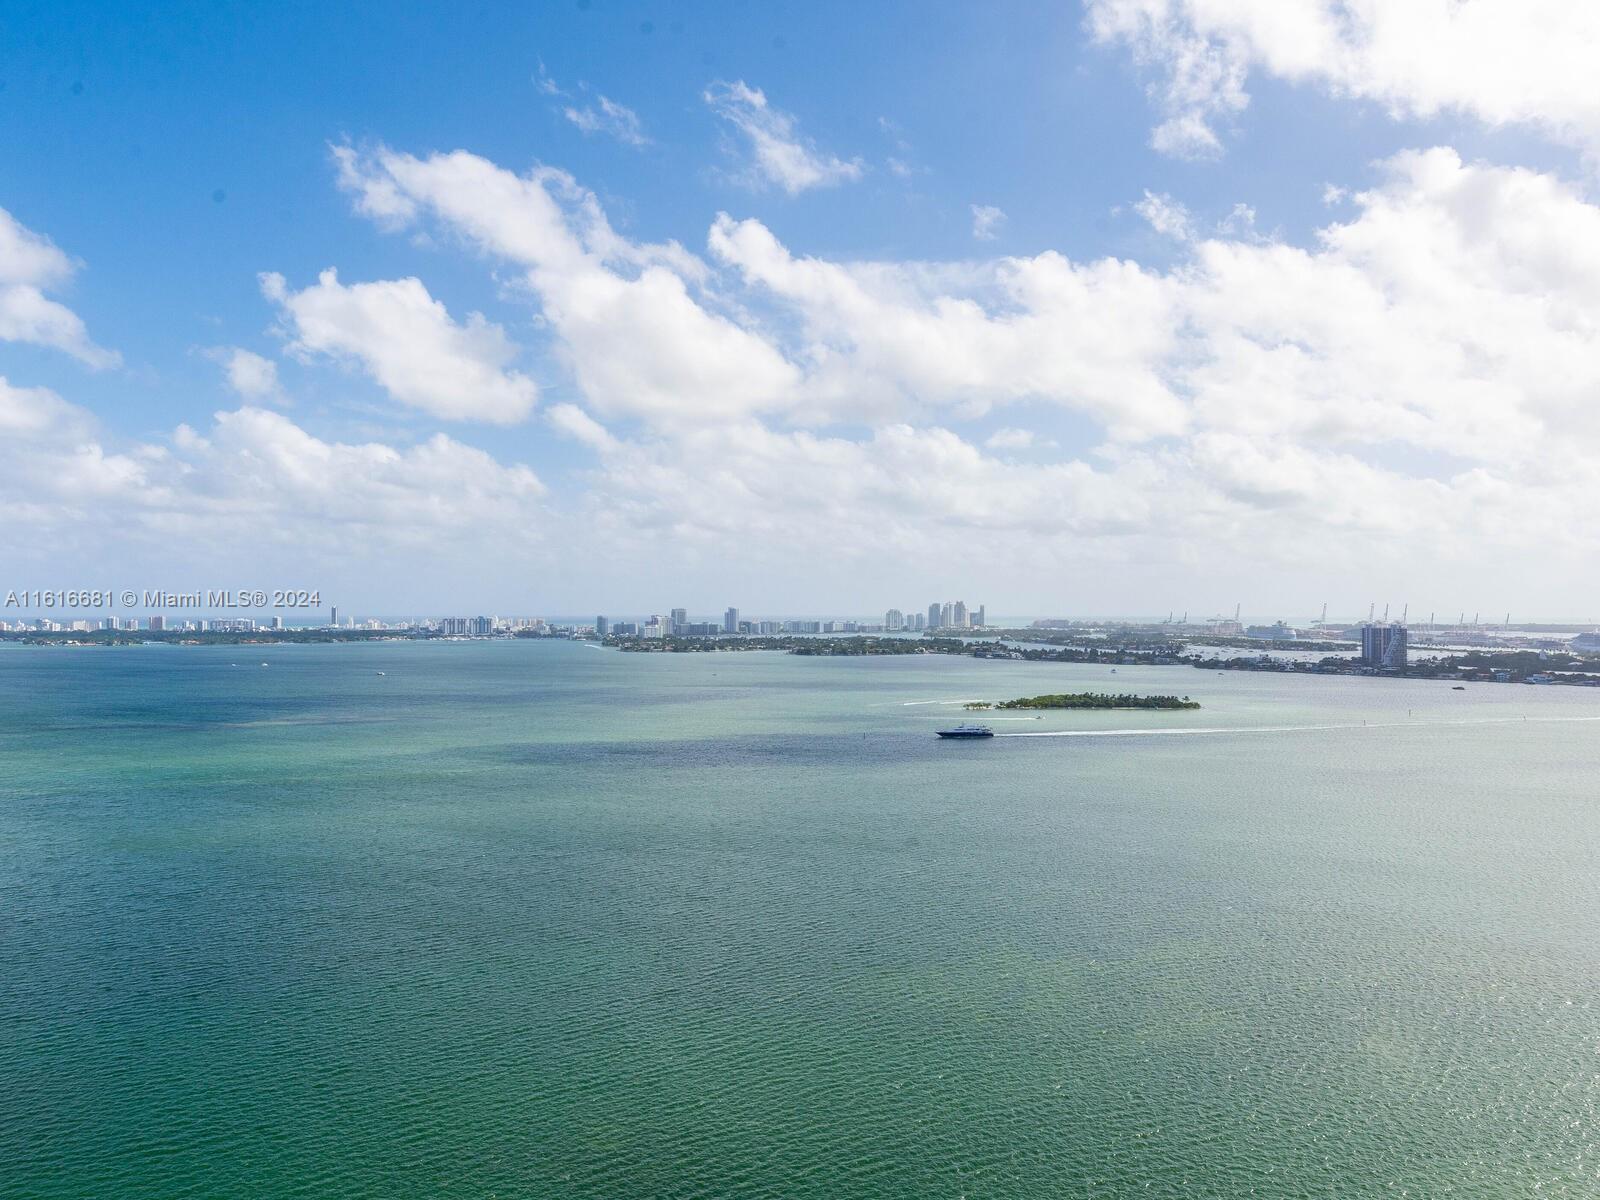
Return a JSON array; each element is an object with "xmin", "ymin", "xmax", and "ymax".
[{"xmin": 2, "ymin": 0, "xmax": 1599, "ymax": 622}]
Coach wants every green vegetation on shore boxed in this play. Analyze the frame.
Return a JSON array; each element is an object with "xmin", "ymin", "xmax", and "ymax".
[{"xmin": 966, "ymin": 692, "xmax": 1200, "ymax": 711}]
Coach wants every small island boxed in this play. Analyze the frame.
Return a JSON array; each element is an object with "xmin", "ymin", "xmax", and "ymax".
[{"xmin": 965, "ymin": 692, "xmax": 1200, "ymax": 711}]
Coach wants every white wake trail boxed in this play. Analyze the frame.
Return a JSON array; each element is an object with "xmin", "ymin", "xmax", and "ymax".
[{"xmin": 998, "ymin": 714, "xmax": 1600, "ymax": 739}]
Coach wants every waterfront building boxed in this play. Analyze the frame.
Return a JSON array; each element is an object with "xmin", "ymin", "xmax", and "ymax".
[
  {"xmin": 724, "ymin": 607, "xmax": 739, "ymax": 633},
  {"xmin": 1360, "ymin": 622, "xmax": 1408, "ymax": 669},
  {"xmin": 596, "ymin": 616, "xmax": 610, "ymax": 637},
  {"xmin": 885, "ymin": 609, "xmax": 904, "ymax": 631},
  {"xmin": 953, "ymin": 601, "xmax": 968, "ymax": 628},
  {"xmin": 912, "ymin": 612, "xmax": 926, "ymax": 631},
  {"xmin": 670, "ymin": 607, "xmax": 688, "ymax": 635},
  {"xmin": 939, "ymin": 603, "xmax": 953, "ymax": 628},
  {"xmin": 100, "ymin": 618, "xmax": 117, "ymax": 630},
  {"xmin": 148, "ymin": 615, "xmax": 165, "ymax": 631},
  {"xmin": 330, "ymin": 606, "xmax": 338, "ymax": 628},
  {"xmin": 927, "ymin": 602, "xmax": 942, "ymax": 630},
  {"xmin": 269, "ymin": 616, "xmax": 283, "ymax": 630}
]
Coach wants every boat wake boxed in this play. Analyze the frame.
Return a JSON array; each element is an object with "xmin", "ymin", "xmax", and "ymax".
[{"xmin": 998, "ymin": 714, "xmax": 1600, "ymax": 739}]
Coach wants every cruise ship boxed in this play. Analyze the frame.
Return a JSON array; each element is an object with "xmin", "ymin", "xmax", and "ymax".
[{"xmin": 936, "ymin": 724, "xmax": 995, "ymax": 739}]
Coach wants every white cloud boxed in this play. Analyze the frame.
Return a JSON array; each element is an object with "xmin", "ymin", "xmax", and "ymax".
[
  {"xmin": 707, "ymin": 212, "xmax": 1187, "ymax": 438},
  {"xmin": 325, "ymin": 140, "xmax": 1600, "ymax": 606},
  {"xmin": 0, "ymin": 375, "xmax": 95, "ymax": 439},
  {"xmin": 204, "ymin": 346, "xmax": 284, "ymax": 402},
  {"xmin": 970, "ymin": 204, "xmax": 1006, "ymax": 241},
  {"xmin": 1216, "ymin": 202, "xmax": 1256, "ymax": 236},
  {"xmin": 334, "ymin": 146, "xmax": 799, "ymax": 425},
  {"xmin": 1134, "ymin": 190, "xmax": 1196, "ymax": 240},
  {"xmin": 564, "ymin": 95, "xmax": 650, "ymax": 147},
  {"xmin": 0, "ymin": 381, "xmax": 546, "ymax": 562},
  {"xmin": 1088, "ymin": 0, "xmax": 1600, "ymax": 159},
  {"xmin": 546, "ymin": 401, "xmax": 618, "ymax": 452},
  {"xmin": 164, "ymin": 407, "xmax": 547, "ymax": 541},
  {"xmin": 0, "ymin": 206, "xmax": 119, "ymax": 368},
  {"xmin": 704, "ymin": 80, "xmax": 864, "ymax": 194},
  {"xmin": 551, "ymin": 413, "xmax": 1599, "ymax": 602},
  {"xmin": 261, "ymin": 268, "xmax": 538, "ymax": 423},
  {"xmin": 0, "ymin": 208, "xmax": 74, "ymax": 286}
]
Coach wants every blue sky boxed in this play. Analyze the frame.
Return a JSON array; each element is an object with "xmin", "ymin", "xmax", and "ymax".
[{"xmin": 2, "ymin": 1, "xmax": 1598, "ymax": 619}]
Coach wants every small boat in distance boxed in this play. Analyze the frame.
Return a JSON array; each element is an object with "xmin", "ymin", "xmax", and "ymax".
[{"xmin": 937, "ymin": 724, "xmax": 995, "ymax": 739}]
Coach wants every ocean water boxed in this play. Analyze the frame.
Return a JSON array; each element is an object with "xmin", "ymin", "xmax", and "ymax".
[{"xmin": 2, "ymin": 640, "xmax": 1598, "ymax": 1197}]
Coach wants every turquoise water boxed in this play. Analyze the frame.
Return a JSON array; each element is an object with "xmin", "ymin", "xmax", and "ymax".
[{"xmin": 3, "ymin": 640, "xmax": 1598, "ymax": 1197}]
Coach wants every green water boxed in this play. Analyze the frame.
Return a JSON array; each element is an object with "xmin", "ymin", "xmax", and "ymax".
[{"xmin": 2, "ymin": 640, "xmax": 1598, "ymax": 1197}]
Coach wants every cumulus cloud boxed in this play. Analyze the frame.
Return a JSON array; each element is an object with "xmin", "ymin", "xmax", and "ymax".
[
  {"xmin": 707, "ymin": 212, "xmax": 1187, "ymax": 438},
  {"xmin": 0, "ymin": 206, "xmax": 119, "ymax": 368},
  {"xmin": 970, "ymin": 204, "xmax": 1006, "ymax": 241},
  {"xmin": 0, "ymin": 380, "xmax": 545, "ymax": 561},
  {"xmin": 261, "ymin": 268, "xmax": 538, "ymax": 423},
  {"xmin": 326, "ymin": 139, "xmax": 1600, "ymax": 602},
  {"xmin": 204, "ymin": 346, "xmax": 284, "ymax": 402},
  {"xmin": 545, "ymin": 411, "xmax": 1599, "ymax": 602},
  {"xmin": 704, "ymin": 81, "xmax": 864, "ymax": 194},
  {"xmin": 1088, "ymin": 0, "xmax": 1600, "ymax": 159},
  {"xmin": 334, "ymin": 145, "xmax": 799, "ymax": 424},
  {"xmin": 332, "ymin": 139, "xmax": 1600, "ymax": 460}
]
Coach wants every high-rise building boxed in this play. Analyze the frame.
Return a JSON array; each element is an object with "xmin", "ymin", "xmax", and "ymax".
[
  {"xmin": 911, "ymin": 612, "xmax": 926, "ymax": 631},
  {"xmin": 1360, "ymin": 623, "xmax": 1407, "ymax": 670},
  {"xmin": 268, "ymin": 616, "xmax": 282, "ymax": 630},
  {"xmin": 670, "ymin": 607, "xmax": 688, "ymax": 635},
  {"xmin": 939, "ymin": 602, "xmax": 953, "ymax": 628},
  {"xmin": 953, "ymin": 601, "xmax": 968, "ymax": 628},
  {"xmin": 928, "ymin": 602, "xmax": 942, "ymax": 630},
  {"xmin": 724, "ymin": 607, "xmax": 739, "ymax": 633},
  {"xmin": 973, "ymin": 605, "xmax": 985, "ymax": 628},
  {"xmin": 596, "ymin": 615, "xmax": 610, "ymax": 637},
  {"xmin": 885, "ymin": 608, "xmax": 904, "ymax": 631},
  {"xmin": 100, "ymin": 617, "xmax": 117, "ymax": 630},
  {"xmin": 148, "ymin": 615, "xmax": 165, "ymax": 631},
  {"xmin": 330, "ymin": 606, "xmax": 339, "ymax": 628}
]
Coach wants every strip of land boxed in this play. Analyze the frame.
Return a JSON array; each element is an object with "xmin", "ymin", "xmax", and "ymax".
[{"xmin": 966, "ymin": 692, "xmax": 1201, "ymax": 711}]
